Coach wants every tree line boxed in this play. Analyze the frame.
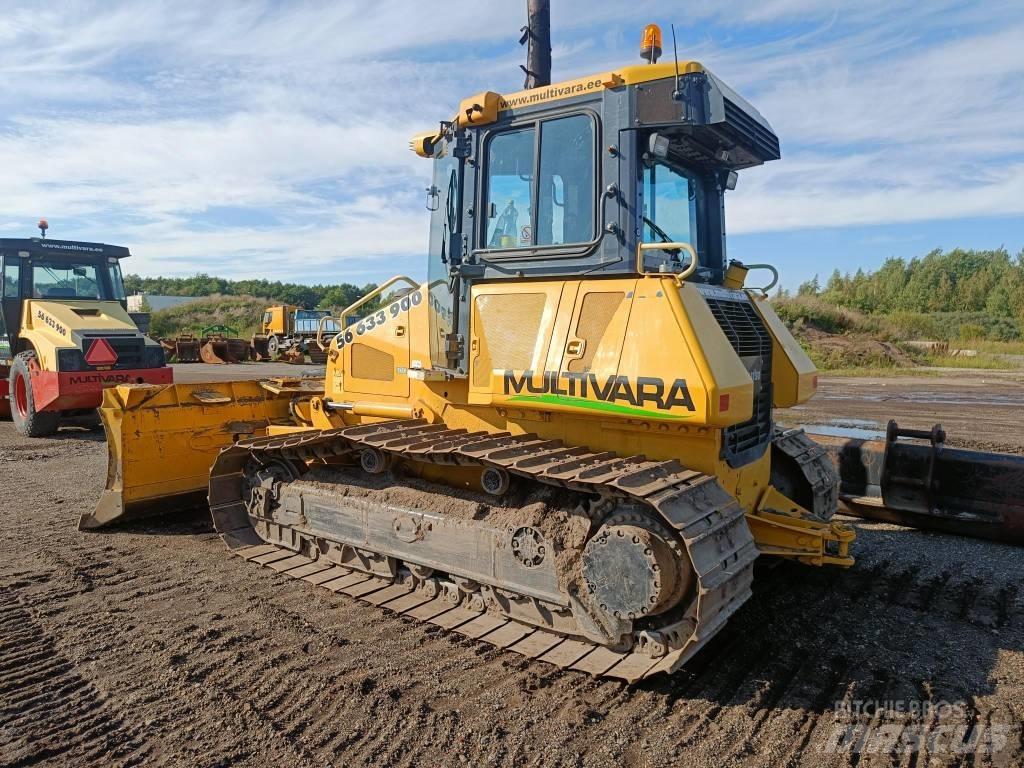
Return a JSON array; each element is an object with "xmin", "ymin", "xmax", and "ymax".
[
  {"xmin": 791, "ymin": 248, "xmax": 1024, "ymax": 319},
  {"xmin": 123, "ymin": 273, "xmax": 378, "ymax": 310}
]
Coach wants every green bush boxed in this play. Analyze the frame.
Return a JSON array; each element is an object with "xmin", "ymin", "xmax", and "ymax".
[
  {"xmin": 149, "ymin": 295, "xmax": 270, "ymax": 338},
  {"xmin": 772, "ymin": 296, "xmax": 892, "ymax": 337}
]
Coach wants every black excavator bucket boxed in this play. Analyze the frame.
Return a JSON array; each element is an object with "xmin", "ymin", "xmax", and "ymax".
[{"xmin": 812, "ymin": 421, "xmax": 1024, "ymax": 545}]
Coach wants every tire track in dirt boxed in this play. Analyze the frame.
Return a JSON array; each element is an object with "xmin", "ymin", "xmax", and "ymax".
[
  {"xmin": 2, "ymin": 430, "xmax": 1022, "ymax": 767},
  {"xmin": 0, "ymin": 588, "xmax": 148, "ymax": 768}
]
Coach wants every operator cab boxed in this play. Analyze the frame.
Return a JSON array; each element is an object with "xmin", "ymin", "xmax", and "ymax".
[
  {"xmin": 415, "ymin": 37, "xmax": 780, "ymax": 373},
  {"xmin": 0, "ymin": 236, "xmax": 130, "ymax": 359}
]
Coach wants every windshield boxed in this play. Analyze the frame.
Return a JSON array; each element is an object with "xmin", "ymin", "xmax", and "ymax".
[
  {"xmin": 32, "ymin": 260, "xmax": 102, "ymax": 299},
  {"xmin": 641, "ymin": 161, "xmax": 703, "ymax": 260}
]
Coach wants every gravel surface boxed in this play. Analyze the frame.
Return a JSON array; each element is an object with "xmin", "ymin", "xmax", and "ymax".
[
  {"xmin": 1, "ymin": 374, "xmax": 1023, "ymax": 767},
  {"xmin": 778, "ymin": 370, "xmax": 1024, "ymax": 454}
]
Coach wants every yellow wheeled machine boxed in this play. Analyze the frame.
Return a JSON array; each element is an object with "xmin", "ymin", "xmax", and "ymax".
[
  {"xmin": 94, "ymin": 29, "xmax": 858, "ymax": 681},
  {"xmin": 1, "ymin": 226, "xmax": 172, "ymax": 437}
]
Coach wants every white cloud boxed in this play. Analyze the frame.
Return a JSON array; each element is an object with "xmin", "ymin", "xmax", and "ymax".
[{"xmin": 0, "ymin": 0, "xmax": 1020, "ymax": 282}]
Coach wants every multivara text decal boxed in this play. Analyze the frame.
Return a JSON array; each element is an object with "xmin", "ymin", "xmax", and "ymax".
[{"xmin": 503, "ymin": 370, "xmax": 696, "ymax": 411}]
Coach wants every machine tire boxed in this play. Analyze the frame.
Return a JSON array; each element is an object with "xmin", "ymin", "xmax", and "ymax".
[
  {"xmin": 10, "ymin": 352, "xmax": 60, "ymax": 438},
  {"xmin": 267, "ymin": 335, "xmax": 281, "ymax": 357}
]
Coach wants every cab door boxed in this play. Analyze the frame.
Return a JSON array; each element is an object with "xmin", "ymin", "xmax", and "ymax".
[{"xmin": 1, "ymin": 251, "xmax": 23, "ymax": 356}]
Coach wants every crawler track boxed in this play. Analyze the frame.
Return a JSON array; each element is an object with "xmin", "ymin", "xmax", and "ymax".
[{"xmin": 209, "ymin": 419, "xmax": 760, "ymax": 682}]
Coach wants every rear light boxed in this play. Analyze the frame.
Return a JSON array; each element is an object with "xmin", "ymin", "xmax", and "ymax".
[
  {"xmin": 57, "ymin": 348, "xmax": 86, "ymax": 371},
  {"xmin": 719, "ymin": 393, "xmax": 730, "ymax": 412}
]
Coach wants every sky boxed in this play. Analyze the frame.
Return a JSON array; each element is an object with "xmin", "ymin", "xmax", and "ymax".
[{"xmin": 0, "ymin": 1, "xmax": 1021, "ymax": 290}]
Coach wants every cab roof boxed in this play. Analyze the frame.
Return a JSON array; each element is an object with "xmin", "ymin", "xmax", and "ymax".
[{"xmin": 0, "ymin": 237, "xmax": 131, "ymax": 260}]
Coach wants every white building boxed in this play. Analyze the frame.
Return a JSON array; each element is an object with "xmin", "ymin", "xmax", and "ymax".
[{"xmin": 127, "ymin": 294, "xmax": 200, "ymax": 313}]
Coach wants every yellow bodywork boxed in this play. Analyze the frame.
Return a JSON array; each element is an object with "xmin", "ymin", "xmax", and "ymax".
[
  {"xmin": 19, "ymin": 299, "xmax": 140, "ymax": 368},
  {"xmin": 257, "ymin": 305, "xmax": 296, "ymax": 337},
  {"xmin": 315, "ymin": 277, "xmax": 785, "ymax": 508},
  {"xmin": 95, "ymin": 273, "xmax": 853, "ymax": 564}
]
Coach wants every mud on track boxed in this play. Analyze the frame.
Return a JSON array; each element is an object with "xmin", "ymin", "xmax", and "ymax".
[{"xmin": 1, "ymin": 423, "xmax": 1023, "ymax": 767}]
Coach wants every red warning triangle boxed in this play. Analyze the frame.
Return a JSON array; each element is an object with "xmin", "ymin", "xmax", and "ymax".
[{"xmin": 85, "ymin": 338, "xmax": 118, "ymax": 366}]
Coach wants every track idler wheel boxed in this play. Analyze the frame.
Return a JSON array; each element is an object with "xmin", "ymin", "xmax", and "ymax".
[
  {"xmin": 581, "ymin": 512, "xmax": 692, "ymax": 621},
  {"xmin": 481, "ymin": 467, "xmax": 510, "ymax": 496},
  {"xmin": 359, "ymin": 448, "xmax": 390, "ymax": 475}
]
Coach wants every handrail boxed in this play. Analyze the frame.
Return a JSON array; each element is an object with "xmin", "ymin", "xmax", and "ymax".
[
  {"xmin": 636, "ymin": 241, "xmax": 699, "ymax": 283},
  {"xmin": 316, "ymin": 275, "xmax": 420, "ymax": 351},
  {"xmin": 314, "ymin": 314, "xmax": 341, "ymax": 351},
  {"xmin": 743, "ymin": 263, "xmax": 780, "ymax": 294}
]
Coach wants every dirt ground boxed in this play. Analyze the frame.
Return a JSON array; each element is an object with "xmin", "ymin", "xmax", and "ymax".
[
  {"xmin": 1, "ymin": 370, "xmax": 1022, "ymax": 768},
  {"xmin": 777, "ymin": 369, "xmax": 1024, "ymax": 455}
]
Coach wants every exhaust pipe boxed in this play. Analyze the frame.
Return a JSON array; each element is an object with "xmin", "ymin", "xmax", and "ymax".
[{"xmin": 521, "ymin": 0, "xmax": 551, "ymax": 88}]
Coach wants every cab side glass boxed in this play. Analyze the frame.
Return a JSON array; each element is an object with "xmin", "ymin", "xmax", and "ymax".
[
  {"xmin": 2, "ymin": 257, "xmax": 20, "ymax": 298},
  {"xmin": 485, "ymin": 127, "xmax": 535, "ymax": 248},
  {"xmin": 108, "ymin": 262, "xmax": 127, "ymax": 300},
  {"xmin": 537, "ymin": 115, "xmax": 594, "ymax": 246}
]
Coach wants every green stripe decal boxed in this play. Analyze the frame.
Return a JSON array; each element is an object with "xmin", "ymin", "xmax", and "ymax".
[{"xmin": 506, "ymin": 394, "xmax": 691, "ymax": 420}]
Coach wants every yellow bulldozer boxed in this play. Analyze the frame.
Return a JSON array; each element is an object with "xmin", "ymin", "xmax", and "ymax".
[
  {"xmin": 87, "ymin": 32, "xmax": 854, "ymax": 681},
  {"xmin": 0, "ymin": 224, "xmax": 172, "ymax": 436},
  {"xmin": 86, "ymin": 23, "xmax": 1023, "ymax": 681}
]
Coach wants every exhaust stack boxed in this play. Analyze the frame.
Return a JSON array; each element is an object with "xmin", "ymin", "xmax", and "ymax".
[{"xmin": 521, "ymin": 0, "xmax": 551, "ymax": 88}]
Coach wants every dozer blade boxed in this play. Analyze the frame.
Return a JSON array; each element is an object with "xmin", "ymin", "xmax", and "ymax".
[
  {"xmin": 83, "ymin": 380, "xmax": 300, "ymax": 530},
  {"xmin": 810, "ymin": 421, "xmax": 1024, "ymax": 545}
]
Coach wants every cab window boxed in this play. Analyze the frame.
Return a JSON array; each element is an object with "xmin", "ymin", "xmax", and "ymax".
[
  {"xmin": 484, "ymin": 113, "xmax": 595, "ymax": 250},
  {"xmin": 2, "ymin": 256, "xmax": 19, "ymax": 298},
  {"xmin": 641, "ymin": 161, "xmax": 703, "ymax": 251},
  {"xmin": 107, "ymin": 261, "xmax": 127, "ymax": 300},
  {"xmin": 485, "ymin": 128, "xmax": 534, "ymax": 248},
  {"xmin": 32, "ymin": 261, "xmax": 101, "ymax": 299},
  {"xmin": 537, "ymin": 115, "xmax": 594, "ymax": 245}
]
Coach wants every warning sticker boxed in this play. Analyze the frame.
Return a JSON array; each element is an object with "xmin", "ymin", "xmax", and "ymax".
[{"xmin": 520, "ymin": 225, "xmax": 532, "ymax": 245}]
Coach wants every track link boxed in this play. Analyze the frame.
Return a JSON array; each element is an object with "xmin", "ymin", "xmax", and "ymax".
[
  {"xmin": 209, "ymin": 419, "xmax": 760, "ymax": 682},
  {"xmin": 772, "ymin": 426, "xmax": 840, "ymax": 520}
]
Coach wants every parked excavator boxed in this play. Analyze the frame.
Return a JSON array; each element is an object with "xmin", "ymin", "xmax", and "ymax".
[{"xmin": 87, "ymin": 19, "xmax": 1023, "ymax": 682}]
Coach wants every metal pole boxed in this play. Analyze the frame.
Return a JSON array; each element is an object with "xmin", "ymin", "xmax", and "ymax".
[{"xmin": 521, "ymin": 0, "xmax": 551, "ymax": 88}]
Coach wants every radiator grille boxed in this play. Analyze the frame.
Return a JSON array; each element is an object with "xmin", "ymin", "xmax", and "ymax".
[{"xmin": 705, "ymin": 296, "xmax": 774, "ymax": 467}]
